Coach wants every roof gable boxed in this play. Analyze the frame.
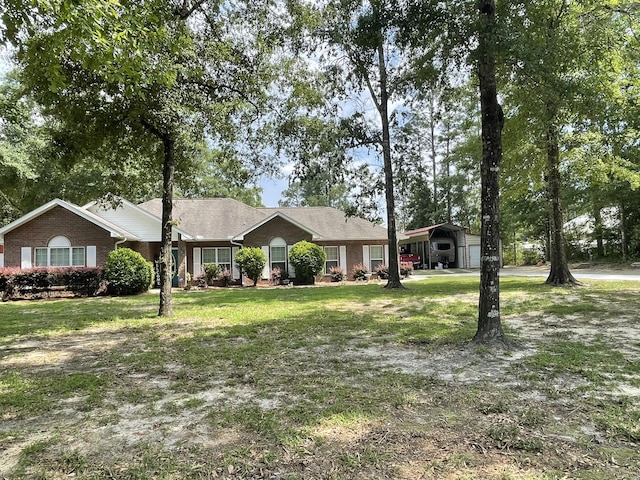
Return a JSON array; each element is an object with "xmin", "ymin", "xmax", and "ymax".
[
  {"xmin": 0, "ymin": 198, "xmax": 139, "ymax": 240},
  {"xmin": 87, "ymin": 196, "xmax": 191, "ymax": 241},
  {"xmin": 260, "ymin": 207, "xmax": 388, "ymax": 241},
  {"xmin": 233, "ymin": 211, "xmax": 320, "ymax": 241}
]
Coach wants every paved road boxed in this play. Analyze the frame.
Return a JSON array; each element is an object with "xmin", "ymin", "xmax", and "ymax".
[{"xmin": 412, "ymin": 266, "xmax": 640, "ymax": 281}]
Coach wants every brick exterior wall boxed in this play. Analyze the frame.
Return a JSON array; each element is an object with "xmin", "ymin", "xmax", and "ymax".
[
  {"xmin": 3, "ymin": 206, "xmax": 115, "ymax": 268},
  {"xmin": 316, "ymin": 240, "xmax": 388, "ymax": 281},
  {"xmin": 122, "ymin": 241, "xmax": 161, "ymax": 263},
  {"xmin": 243, "ymin": 217, "xmax": 313, "ymax": 247}
]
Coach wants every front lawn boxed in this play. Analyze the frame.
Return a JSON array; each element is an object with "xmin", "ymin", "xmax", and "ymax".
[{"xmin": 1, "ymin": 277, "xmax": 639, "ymax": 479}]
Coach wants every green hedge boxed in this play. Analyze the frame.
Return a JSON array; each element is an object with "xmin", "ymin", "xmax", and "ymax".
[
  {"xmin": 0, "ymin": 267, "xmax": 104, "ymax": 301},
  {"xmin": 234, "ymin": 247, "xmax": 267, "ymax": 286},
  {"xmin": 289, "ymin": 241, "xmax": 326, "ymax": 284},
  {"xmin": 103, "ymin": 248, "xmax": 154, "ymax": 295}
]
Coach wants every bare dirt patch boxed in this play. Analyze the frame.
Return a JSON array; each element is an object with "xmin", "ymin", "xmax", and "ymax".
[{"xmin": 2, "ymin": 286, "xmax": 640, "ymax": 479}]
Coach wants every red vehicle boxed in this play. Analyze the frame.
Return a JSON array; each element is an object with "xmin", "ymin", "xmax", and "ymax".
[{"xmin": 399, "ymin": 252, "xmax": 421, "ymax": 269}]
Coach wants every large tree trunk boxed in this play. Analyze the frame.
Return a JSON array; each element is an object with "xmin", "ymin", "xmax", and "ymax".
[
  {"xmin": 473, "ymin": 0, "xmax": 506, "ymax": 344},
  {"xmin": 545, "ymin": 124, "xmax": 578, "ymax": 286},
  {"xmin": 376, "ymin": 42, "xmax": 403, "ymax": 289},
  {"xmin": 158, "ymin": 135, "xmax": 175, "ymax": 317}
]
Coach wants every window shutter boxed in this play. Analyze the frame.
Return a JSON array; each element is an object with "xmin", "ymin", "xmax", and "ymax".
[
  {"xmin": 384, "ymin": 244, "xmax": 389, "ymax": 266},
  {"xmin": 339, "ymin": 246, "xmax": 347, "ymax": 270},
  {"xmin": 362, "ymin": 245, "xmax": 370, "ymax": 271},
  {"xmin": 287, "ymin": 245, "xmax": 296, "ymax": 277},
  {"xmin": 232, "ymin": 247, "xmax": 240, "ymax": 279},
  {"xmin": 21, "ymin": 247, "xmax": 32, "ymax": 269},
  {"xmin": 193, "ymin": 247, "xmax": 202, "ymax": 276},
  {"xmin": 261, "ymin": 246, "xmax": 270, "ymax": 279},
  {"xmin": 87, "ymin": 246, "xmax": 97, "ymax": 268}
]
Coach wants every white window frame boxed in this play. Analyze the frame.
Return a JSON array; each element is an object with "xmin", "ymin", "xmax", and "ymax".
[
  {"xmin": 201, "ymin": 247, "xmax": 232, "ymax": 272},
  {"xmin": 324, "ymin": 246, "xmax": 339, "ymax": 274},
  {"xmin": 369, "ymin": 245, "xmax": 384, "ymax": 272},
  {"xmin": 34, "ymin": 236, "xmax": 85, "ymax": 267},
  {"xmin": 270, "ymin": 237, "xmax": 287, "ymax": 273}
]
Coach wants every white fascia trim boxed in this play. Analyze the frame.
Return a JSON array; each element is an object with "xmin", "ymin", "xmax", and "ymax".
[
  {"xmin": 0, "ymin": 198, "xmax": 141, "ymax": 241},
  {"xmin": 87, "ymin": 195, "xmax": 193, "ymax": 240},
  {"xmin": 184, "ymin": 238, "xmax": 236, "ymax": 243}
]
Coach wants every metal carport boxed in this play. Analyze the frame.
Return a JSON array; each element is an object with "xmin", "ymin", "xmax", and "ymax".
[{"xmin": 399, "ymin": 223, "xmax": 468, "ymax": 269}]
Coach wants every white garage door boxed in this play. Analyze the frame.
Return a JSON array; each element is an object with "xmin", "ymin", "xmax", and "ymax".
[{"xmin": 469, "ymin": 245, "xmax": 481, "ymax": 268}]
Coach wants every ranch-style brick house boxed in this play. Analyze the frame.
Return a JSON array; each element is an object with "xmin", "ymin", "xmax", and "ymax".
[{"xmin": 0, "ymin": 197, "xmax": 390, "ymax": 286}]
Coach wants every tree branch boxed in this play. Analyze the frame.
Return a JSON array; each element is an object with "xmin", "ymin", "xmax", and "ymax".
[
  {"xmin": 183, "ymin": 76, "xmax": 262, "ymax": 120},
  {"xmin": 173, "ymin": 0, "xmax": 208, "ymax": 20}
]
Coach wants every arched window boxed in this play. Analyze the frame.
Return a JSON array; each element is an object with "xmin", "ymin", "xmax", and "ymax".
[
  {"xmin": 270, "ymin": 237, "xmax": 287, "ymax": 273},
  {"xmin": 34, "ymin": 236, "xmax": 85, "ymax": 267},
  {"xmin": 49, "ymin": 236, "xmax": 71, "ymax": 247}
]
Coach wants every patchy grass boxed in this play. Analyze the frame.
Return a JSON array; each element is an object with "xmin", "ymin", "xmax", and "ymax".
[{"xmin": 1, "ymin": 276, "xmax": 640, "ymax": 479}]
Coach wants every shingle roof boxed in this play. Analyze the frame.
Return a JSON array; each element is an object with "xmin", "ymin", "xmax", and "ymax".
[
  {"xmin": 261, "ymin": 207, "xmax": 388, "ymax": 241},
  {"xmin": 137, "ymin": 198, "xmax": 268, "ymax": 240},
  {"xmin": 137, "ymin": 199, "xmax": 388, "ymax": 241}
]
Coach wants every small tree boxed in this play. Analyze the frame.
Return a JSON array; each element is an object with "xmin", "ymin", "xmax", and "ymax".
[
  {"xmin": 104, "ymin": 248, "xmax": 153, "ymax": 296},
  {"xmin": 203, "ymin": 263, "xmax": 222, "ymax": 286},
  {"xmin": 288, "ymin": 241, "xmax": 327, "ymax": 284},
  {"xmin": 234, "ymin": 247, "xmax": 267, "ymax": 286}
]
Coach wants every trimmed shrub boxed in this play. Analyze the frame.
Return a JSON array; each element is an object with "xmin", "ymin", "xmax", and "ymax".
[
  {"xmin": 400, "ymin": 262, "xmax": 413, "ymax": 277},
  {"xmin": 234, "ymin": 247, "xmax": 267, "ymax": 286},
  {"xmin": 0, "ymin": 267, "xmax": 104, "ymax": 300},
  {"xmin": 60, "ymin": 268, "xmax": 104, "ymax": 296},
  {"xmin": 203, "ymin": 263, "xmax": 222, "ymax": 285},
  {"xmin": 288, "ymin": 241, "xmax": 326, "ymax": 284},
  {"xmin": 352, "ymin": 263, "xmax": 369, "ymax": 281},
  {"xmin": 375, "ymin": 264, "xmax": 389, "ymax": 279},
  {"xmin": 0, "ymin": 268, "xmax": 19, "ymax": 300},
  {"xmin": 0, "ymin": 269, "xmax": 11, "ymax": 294},
  {"xmin": 271, "ymin": 267, "xmax": 282, "ymax": 285},
  {"xmin": 219, "ymin": 268, "xmax": 233, "ymax": 287},
  {"xmin": 329, "ymin": 266, "xmax": 344, "ymax": 282},
  {"xmin": 103, "ymin": 248, "xmax": 153, "ymax": 295}
]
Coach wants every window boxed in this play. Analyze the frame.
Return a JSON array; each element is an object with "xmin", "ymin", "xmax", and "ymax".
[
  {"xmin": 202, "ymin": 247, "xmax": 232, "ymax": 271},
  {"xmin": 270, "ymin": 237, "xmax": 287, "ymax": 272},
  {"xmin": 324, "ymin": 246, "xmax": 339, "ymax": 274},
  {"xmin": 33, "ymin": 237, "xmax": 86, "ymax": 267},
  {"xmin": 434, "ymin": 242, "xmax": 451, "ymax": 251},
  {"xmin": 72, "ymin": 247, "xmax": 85, "ymax": 267},
  {"xmin": 369, "ymin": 245, "xmax": 384, "ymax": 272},
  {"xmin": 50, "ymin": 247, "xmax": 70, "ymax": 266},
  {"xmin": 35, "ymin": 248, "xmax": 48, "ymax": 267},
  {"xmin": 270, "ymin": 247, "xmax": 286, "ymax": 271}
]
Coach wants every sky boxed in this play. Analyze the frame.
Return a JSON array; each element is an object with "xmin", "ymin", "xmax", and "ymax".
[
  {"xmin": 258, "ymin": 176, "xmax": 287, "ymax": 207},
  {"xmin": 257, "ymin": 162, "xmax": 295, "ymax": 207}
]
